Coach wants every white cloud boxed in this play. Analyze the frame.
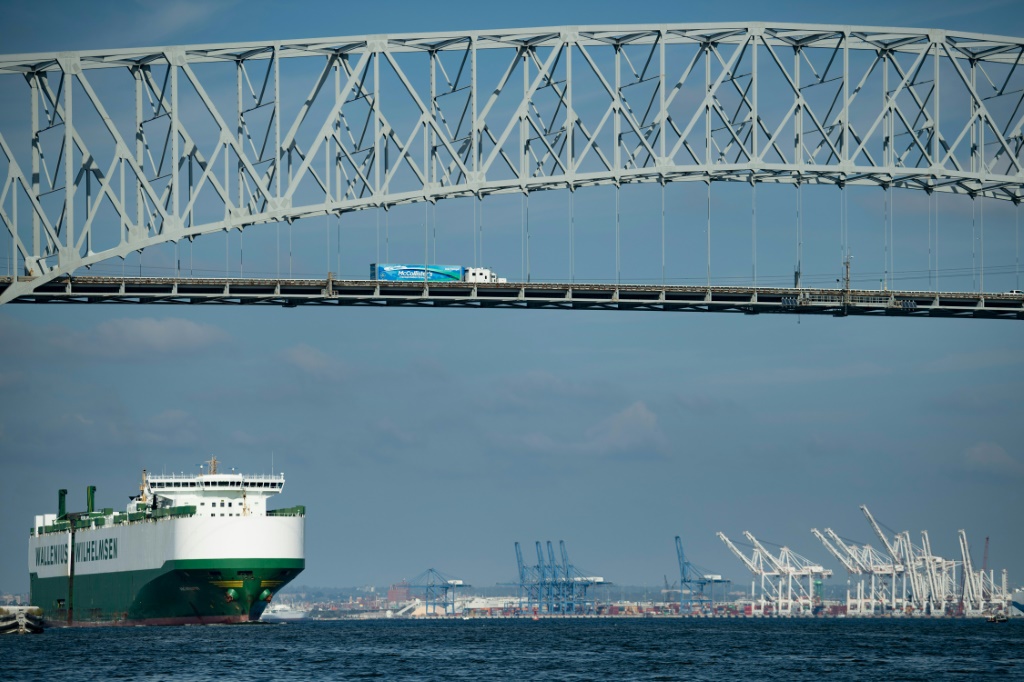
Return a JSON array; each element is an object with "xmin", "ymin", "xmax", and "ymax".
[
  {"xmin": 67, "ymin": 317, "xmax": 228, "ymax": 358},
  {"xmin": 231, "ymin": 430, "xmax": 261, "ymax": 446},
  {"xmin": 590, "ymin": 402, "xmax": 665, "ymax": 457},
  {"xmin": 130, "ymin": 0, "xmax": 236, "ymax": 41},
  {"xmin": 963, "ymin": 442, "xmax": 1024, "ymax": 477},
  {"xmin": 479, "ymin": 371, "xmax": 628, "ymax": 419},
  {"xmin": 283, "ymin": 343, "xmax": 346, "ymax": 380},
  {"xmin": 521, "ymin": 401, "xmax": 668, "ymax": 461},
  {"xmin": 136, "ymin": 409, "xmax": 199, "ymax": 447}
]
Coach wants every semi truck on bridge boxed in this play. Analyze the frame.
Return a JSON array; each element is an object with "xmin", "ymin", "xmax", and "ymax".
[{"xmin": 371, "ymin": 264, "xmax": 507, "ymax": 283}]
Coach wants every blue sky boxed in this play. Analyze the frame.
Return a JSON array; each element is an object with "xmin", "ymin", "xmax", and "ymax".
[{"xmin": 0, "ymin": 0, "xmax": 1023, "ymax": 595}]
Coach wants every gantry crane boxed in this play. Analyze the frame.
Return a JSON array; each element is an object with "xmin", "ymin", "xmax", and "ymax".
[
  {"xmin": 812, "ymin": 528, "xmax": 859, "ymax": 575},
  {"xmin": 717, "ymin": 531, "xmax": 782, "ymax": 615},
  {"xmin": 674, "ymin": 536, "xmax": 728, "ymax": 613},
  {"xmin": 515, "ymin": 540, "xmax": 605, "ymax": 615},
  {"xmin": 403, "ymin": 568, "xmax": 468, "ymax": 616}
]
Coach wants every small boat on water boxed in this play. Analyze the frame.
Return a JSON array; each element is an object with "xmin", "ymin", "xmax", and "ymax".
[
  {"xmin": 0, "ymin": 607, "xmax": 45, "ymax": 634},
  {"xmin": 987, "ymin": 613, "xmax": 1009, "ymax": 623},
  {"xmin": 260, "ymin": 602, "xmax": 311, "ymax": 622}
]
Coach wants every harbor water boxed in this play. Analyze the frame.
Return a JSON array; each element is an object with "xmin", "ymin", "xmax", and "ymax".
[{"xmin": 3, "ymin": 618, "xmax": 1022, "ymax": 680}]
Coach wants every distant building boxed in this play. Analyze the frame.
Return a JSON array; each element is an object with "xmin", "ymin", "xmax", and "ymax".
[
  {"xmin": 1, "ymin": 593, "xmax": 27, "ymax": 605},
  {"xmin": 388, "ymin": 582, "xmax": 410, "ymax": 605}
]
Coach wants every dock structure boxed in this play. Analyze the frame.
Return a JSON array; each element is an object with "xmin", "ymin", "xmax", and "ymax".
[{"xmin": 515, "ymin": 541, "xmax": 606, "ymax": 615}]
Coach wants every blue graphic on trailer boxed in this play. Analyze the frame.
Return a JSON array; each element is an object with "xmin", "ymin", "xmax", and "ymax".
[{"xmin": 372, "ymin": 264, "xmax": 465, "ymax": 282}]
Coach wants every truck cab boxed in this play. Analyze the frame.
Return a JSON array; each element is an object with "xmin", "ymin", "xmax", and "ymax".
[{"xmin": 465, "ymin": 267, "xmax": 507, "ymax": 283}]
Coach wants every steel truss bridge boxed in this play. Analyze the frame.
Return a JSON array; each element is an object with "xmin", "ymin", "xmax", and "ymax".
[{"xmin": 2, "ymin": 22, "xmax": 1024, "ymax": 316}]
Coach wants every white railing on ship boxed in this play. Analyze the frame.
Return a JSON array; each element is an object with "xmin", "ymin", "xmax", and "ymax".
[{"xmin": 147, "ymin": 472, "xmax": 284, "ymax": 481}]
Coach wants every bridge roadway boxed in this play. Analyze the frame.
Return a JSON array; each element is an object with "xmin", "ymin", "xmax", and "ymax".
[{"xmin": 2, "ymin": 276, "xmax": 1021, "ymax": 319}]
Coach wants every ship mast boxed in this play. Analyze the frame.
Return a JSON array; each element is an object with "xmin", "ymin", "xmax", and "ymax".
[{"xmin": 207, "ymin": 456, "xmax": 219, "ymax": 475}]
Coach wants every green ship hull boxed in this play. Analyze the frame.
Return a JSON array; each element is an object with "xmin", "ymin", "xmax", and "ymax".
[{"xmin": 30, "ymin": 558, "xmax": 304, "ymax": 626}]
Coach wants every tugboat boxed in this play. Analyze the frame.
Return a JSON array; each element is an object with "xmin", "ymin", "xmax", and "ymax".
[
  {"xmin": 260, "ymin": 601, "xmax": 311, "ymax": 622},
  {"xmin": 0, "ymin": 606, "xmax": 45, "ymax": 634},
  {"xmin": 986, "ymin": 612, "xmax": 1009, "ymax": 623}
]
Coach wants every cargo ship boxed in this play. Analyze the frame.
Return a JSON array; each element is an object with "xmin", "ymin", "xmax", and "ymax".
[{"xmin": 28, "ymin": 458, "xmax": 305, "ymax": 626}]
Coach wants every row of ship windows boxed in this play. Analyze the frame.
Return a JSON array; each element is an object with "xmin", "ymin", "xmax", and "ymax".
[
  {"xmin": 199, "ymin": 502, "xmax": 235, "ymax": 508},
  {"xmin": 151, "ymin": 481, "xmax": 280, "ymax": 489}
]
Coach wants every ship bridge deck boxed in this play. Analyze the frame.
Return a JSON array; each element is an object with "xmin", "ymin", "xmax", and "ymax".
[{"xmin": 148, "ymin": 473, "xmax": 284, "ymax": 491}]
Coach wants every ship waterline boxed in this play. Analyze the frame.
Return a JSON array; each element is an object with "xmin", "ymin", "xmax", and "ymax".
[
  {"xmin": 31, "ymin": 558, "xmax": 305, "ymax": 625},
  {"xmin": 28, "ymin": 460, "xmax": 306, "ymax": 626}
]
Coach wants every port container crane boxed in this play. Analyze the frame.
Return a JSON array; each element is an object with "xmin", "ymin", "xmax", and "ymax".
[
  {"xmin": 824, "ymin": 528, "xmax": 901, "ymax": 614},
  {"xmin": 919, "ymin": 530, "xmax": 954, "ymax": 615},
  {"xmin": 823, "ymin": 529, "xmax": 872, "ymax": 574},
  {"xmin": 536, "ymin": 542, "xmax": 552, "ymax": 612},
  {"xmin": 896, "ymin": 530, "xmax": 927, "ymax": 612},
  {"xmin": 743, "ymin": 531, "xmax": 831, "ymax": 614},
  {"xmin": 811, "ymin": 529, "xmax": 859, "ymax": 575},
  {"xmin": 981, "ymin": 537, "xmax": 989, "ymax": 602},
  {"xmin": 559, "ymin": 541, "xmax": 580, "ymax": 613},
  {"xmin": 716, "ymin": 531, "xmax": 782, "ymax": 615},
  {"xmin": 860, "ymin": 505, "xmax": 903, "ymax": 567},
  {"xmin": 861, "ymin": 505, "xmax": 915, "ymax": 611},
  {"xmin": 514, "ymin": 540, "xmax": 605, "ymax": 615},
  {"xmin": 674, "ymin": 536, "xmax": 728, "ymax": 613},
  {"xmin": 404, "ymin": 568, "xmax": 469, "ymax": 616},
  {"xmin": 515, "ymin": 542, "xmax": 539, "ymax": 611},
  {"xmin": 958, "ymin": 530, "xmax": 981, "ymax": 614},
  {"xmin": 546, "ymin": 541, "xmax": 563, "ymax": 613}
]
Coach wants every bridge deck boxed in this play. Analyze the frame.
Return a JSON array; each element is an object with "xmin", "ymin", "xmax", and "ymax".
[{"xmin": 2, "ymin": 276, "xmax": 1021, "ymax": 320}]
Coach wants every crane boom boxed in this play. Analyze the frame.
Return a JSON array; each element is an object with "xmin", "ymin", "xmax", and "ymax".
[
  {"xmin": 824, "ymin": 529, "xmax": 871, "ymax": 573},
  {"xmin": 920, "ymin": 531, "xmax": 943, "ymax": 610},
  {"xmin": 860, "ymin": 505, "xmax": 901, "ymax": 563},
  {"xmin": 547, "ymin": 541, "xmax": 559, "ymax": 576},
  {"xmin": 981, "ymin": 536, "xmax": 990, "ymax": 601},
  {"xmin": 675, "ymin": 536, "xmax": 692, "ymax": 582},
  {"xmin": 812, "ymin": 528, "xmax": 859, "ymax": 574},
  {"xmin": 897, "ymin": 531, "xmax": 926, "ymax": 610},
  {"xmin": 743, "ymin": 531, "xmax": 787, "ymax": 574},
  {"xmin": 717, "ymin": 532, "xmax": 761, "ymax": 575},
  {"xmin": 958, "ymin": 529, "xmax": 979, "ymax": 610}
]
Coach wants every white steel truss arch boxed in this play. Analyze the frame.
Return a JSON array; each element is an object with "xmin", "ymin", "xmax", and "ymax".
[{"xmin": 3, "ymin": 22, "xmax": 1024, "ymax": 302}]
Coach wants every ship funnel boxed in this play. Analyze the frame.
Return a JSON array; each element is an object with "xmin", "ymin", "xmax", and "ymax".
[
  {"xmin": 86, "ymin": 485, "xmax": 96, "ymax": 514},
  {"xmin": 58, "ymin": 489, "xmax": 67, "ymax": 519}
]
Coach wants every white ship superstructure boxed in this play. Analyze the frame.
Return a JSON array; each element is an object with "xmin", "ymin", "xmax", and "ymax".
[{"xmin": 143, "ymin": 465, "xmax": 286, "ymax": 517}]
